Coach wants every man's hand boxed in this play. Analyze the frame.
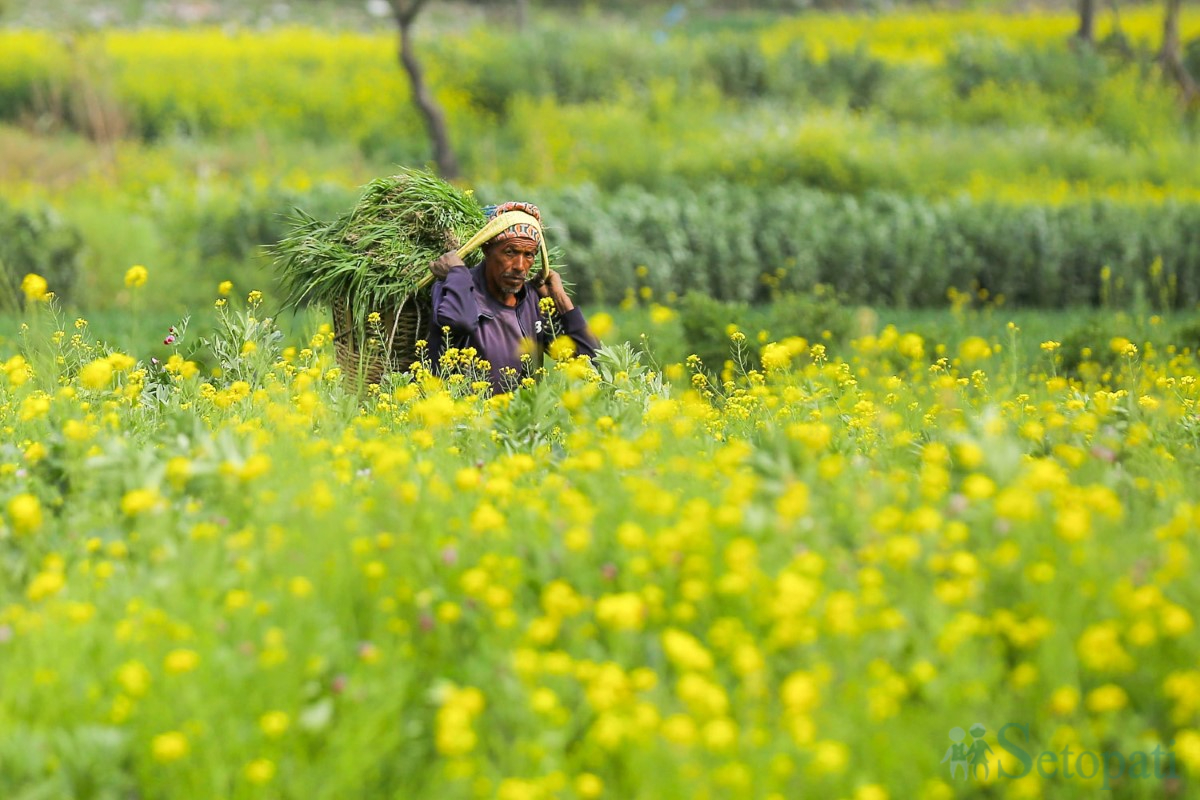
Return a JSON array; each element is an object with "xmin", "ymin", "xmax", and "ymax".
[
  {"xmin": 429, "ymin": 251, "xmax": 466, "ymax": 281},
  {"xmin": 534, "ymin": 269, "xmax": 563, "ymax": 296},
  {"xmin": 535, "ymin": 269, "xmax": 574, "ymax": 312}
]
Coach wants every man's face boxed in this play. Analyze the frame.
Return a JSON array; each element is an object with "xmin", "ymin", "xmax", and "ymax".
[{"xmin": 483, "ymin": 237, "xmax": 538, "ymax": 302}]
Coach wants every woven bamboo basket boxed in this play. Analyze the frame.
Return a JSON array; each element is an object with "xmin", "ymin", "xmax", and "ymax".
[{"xmin": 331, "ymin": 293, "xmax": 429, "ymax": 389}]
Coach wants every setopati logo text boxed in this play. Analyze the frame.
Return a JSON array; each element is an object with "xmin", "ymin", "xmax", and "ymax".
[{"xmin": 941, "ymin": 722, "xmax": 1177, "ymax": 791}]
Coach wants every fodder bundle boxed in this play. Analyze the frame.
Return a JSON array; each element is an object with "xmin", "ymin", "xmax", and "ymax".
[{"xmin": 272, "ymin": 168, "xmax": 487, "ymax": 387}]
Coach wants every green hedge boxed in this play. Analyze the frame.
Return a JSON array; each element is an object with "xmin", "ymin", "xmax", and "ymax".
[
  {"xmin": 33, "ymin": 179, "xmax": 1200, "ymax": 313},
  {"xmin": 483, "ymin": 181, "xmax": 1200, "ymax": 309}
]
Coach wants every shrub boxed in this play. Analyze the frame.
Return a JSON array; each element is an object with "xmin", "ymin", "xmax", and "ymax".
[
  {"xmin": 766, "ymin": 287, "xmax": 853, "ymax": 345},
  {"xmin": 1167, "ymin": 316, "xmax": 1200, "ymax": 357},
  {"xmin": 702, "ymin": 33, "xmax": 771, "ymax": 98},
  {"xmin": 809, "ymin": 44, "xmax": 889, "ymax": 110},
  {"xmin": 677, "ymin": 291, "xmax": 747, "ymax": 372},
  {"xmin": 1056, "ymin": 314, "xmax": 1165, "ymax": 379},
  {"xmin": 1184, "ymin": 36, "xmax": 1200, "ymax": 82},
  {"xmin": 0, "ymin": 200, "xmax": 84, "ymax": 308},
  {"xmin": 945, "ymin": 37, "xmax": 1109, "ymax": 100}
]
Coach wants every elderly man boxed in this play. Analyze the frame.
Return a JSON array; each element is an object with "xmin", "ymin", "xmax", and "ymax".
[{"xmin": 427, "ymin": 201, "xmax": 598, "ymax": 394}]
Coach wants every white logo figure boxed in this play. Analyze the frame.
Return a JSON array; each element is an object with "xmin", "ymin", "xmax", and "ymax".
[{"xmin": 941, "ymin": 727, "xmax": 970, "ymax": 779}]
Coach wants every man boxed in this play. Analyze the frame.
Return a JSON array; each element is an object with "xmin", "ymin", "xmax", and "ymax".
[{"xmin": 427, "ymin": 201, "xmax": 598, "ymax": 394}]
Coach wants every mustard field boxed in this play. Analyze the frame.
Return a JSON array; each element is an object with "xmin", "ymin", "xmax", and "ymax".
[
  {"xmin": 2, "ymin": 276, "xmax": 1199, "ymax": 799},
  {"xmin": 4, "ymin": 3, "xmax": 1200, "ymax": 795}
]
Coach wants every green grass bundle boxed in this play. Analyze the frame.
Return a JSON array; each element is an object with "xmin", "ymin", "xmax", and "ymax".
[{"xmin": 272, "ymin": 168, "xmax": 487, "ymax": 334}]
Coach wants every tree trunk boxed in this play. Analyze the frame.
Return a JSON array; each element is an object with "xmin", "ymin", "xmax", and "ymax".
[
  {"xmin": 1076, "ymin": 0, "xmax": 1096, "ymax": 45},
  {"xmin": 1159, "ymin": 0, "xmax": 1199, "ymax": 103},
  {"xmin": 516, "ymin": 0, "xmax": 529, "ymax": 32},
  {"xmin": 390, "ymin": 0, "xmax": 460, "ymax": 179},
  {"xmin": 1106, "ymin": 0, "xmax": 1131, "ymax": 55}
]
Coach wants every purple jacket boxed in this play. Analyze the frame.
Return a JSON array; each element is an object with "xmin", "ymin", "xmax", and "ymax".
[{"xmin": 427, "ymin": 265, "xmax": 598, "ymax": 393}]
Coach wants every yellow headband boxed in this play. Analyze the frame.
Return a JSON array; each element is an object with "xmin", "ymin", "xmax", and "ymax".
[
  {"xmin": 457, "ymin": 210, "xmax": 550, "ymax": 279},
  {"xmin": 416, "ymin": 210, "xmax": 551, "ymax": 290}
]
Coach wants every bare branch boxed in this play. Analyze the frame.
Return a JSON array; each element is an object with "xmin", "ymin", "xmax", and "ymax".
[
  {"xmin": 1075, "ymin": 0, "xmax": 1096, "ymax": 45},
  {"xmin": 387, "ymin": 0, "xmax": 427, "ymax": 27},
  {"xmin": 385, "ymin": 0, "xmax": 459, "ymax": 178},
  {"xmin": 1158, "ymin": 0, "xmax": 1199, "ymax": 104}
]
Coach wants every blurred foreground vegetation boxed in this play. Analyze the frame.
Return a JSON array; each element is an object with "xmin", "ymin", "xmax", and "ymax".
[{"xmin": 3, "ymin": 268, "xmax": 1200, "ymax": 800}]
